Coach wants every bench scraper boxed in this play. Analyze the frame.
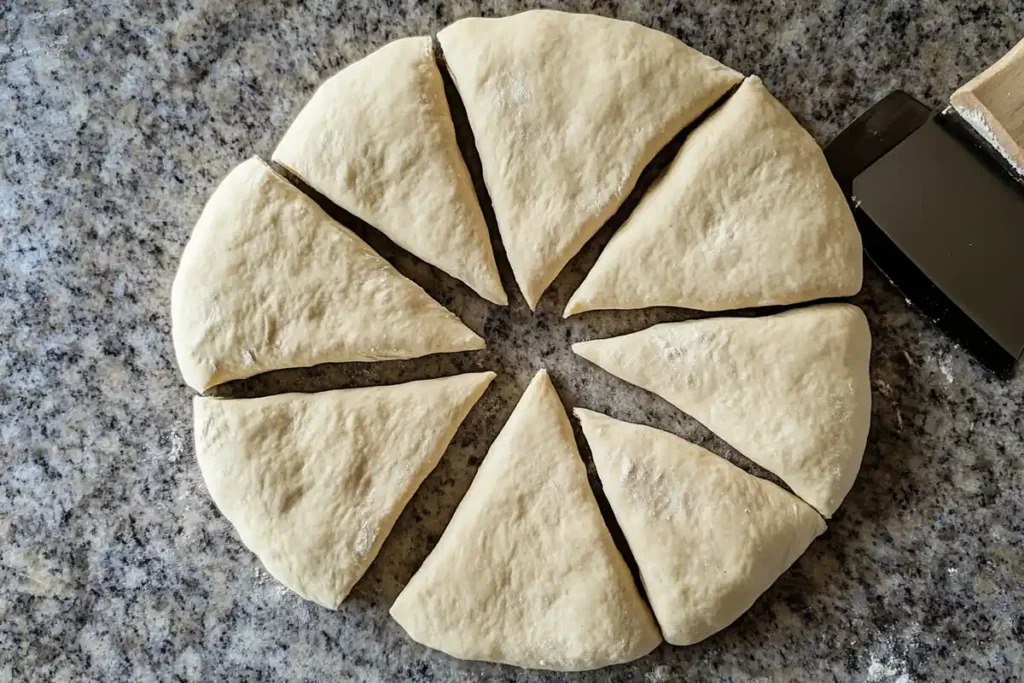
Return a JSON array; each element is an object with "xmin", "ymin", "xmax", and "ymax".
[{"xmin": 825, "ymin": 37, "xmax": 1024, "ymax": 378}]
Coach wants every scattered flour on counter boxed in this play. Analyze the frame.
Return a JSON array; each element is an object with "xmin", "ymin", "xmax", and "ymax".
[
  {"xmin": 252, "ymin": 564, "xmax": 269, "ymax": 587},
  {"xmin": 938, "ymin": 356, "xmax": 955, "ymax": 384},
  {"xmin": 874, "ymin": 379, "xmax": 893, "ymax": 398},
  {"xmin": 168, "ymin": 428, "xmax": 185, "ymax": 463},
  {"xmin": 645, "ymin": 664, "xmax": 672, "ymax": 682},
  {"xmin": 864, "ymin": 627, "xmax": 919, "ymax": 682},
  {"xmin": 867, "ymin": 659, "xmax": 910, "ymax": 683},
  {"xmin": 148, "ymin": 426, "xmax": 187, "ymax": 465},
  {"xmin": 252, "ymin": 565, "xmax": 293, "ymax": 600},
  {"xmin": 873, "ymin": 380, "xmax": 904, "ymax": 430}
]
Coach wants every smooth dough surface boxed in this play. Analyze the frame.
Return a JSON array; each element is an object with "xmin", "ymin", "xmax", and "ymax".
[
  {"xmin": 576, "ymin": 409, "xmax": 825, "ymax": 645},
  {"xmin": 573, "ymin": 303, "xmax": 871, "ymax": 517},
  {"xmin": 194, "ymin": 372, "xmax": 495, "ymax": 609},
  {"xmin": 390, "ymin": 370, "xmax": 661, "ymax": 671},
  {"xmin": 565, "ymin": 76, "xmax": 863, "ymax": 317},
  {"xmin": 272, "ymin": 37, "xmax": 506, "ymax": 304},
  {"xmin": 171, "ymin": 157, "xmax": 484, "ymax": 392},
  {"xmin": 438, "ymin": 10, "xmax": 742, "ymax": 309}
]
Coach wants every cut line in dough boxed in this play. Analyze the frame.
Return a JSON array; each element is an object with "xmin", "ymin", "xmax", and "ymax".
[
  {"xmin": 565, "ymin": 76, "xmax": 863, "ymax": 317},
  {"xmin": 576, "ymin": 409, "xmax": 825, "ymax": 645},
  {"xmin": 273, "ymin": 37, "xmax": 506, "ymax": 304},
  {"xmin": 573, "ymin": 303, "xmax": 871, "ymax": 517},
  {"xmin": 439, "ymin": 9, "xmax": 742, "ymax": 309},
  {"xmin": 390, "ymin": 370, "xmax": 661, "ymax": 671},
  {"xmin": 171, "ymin": 157, "xmax": 484, "ymax": 392}
]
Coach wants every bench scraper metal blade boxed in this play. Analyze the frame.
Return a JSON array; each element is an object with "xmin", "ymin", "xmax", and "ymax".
[{"xmin": 824, "ymin": 38, "xmax": 1024, "ymax": 378}]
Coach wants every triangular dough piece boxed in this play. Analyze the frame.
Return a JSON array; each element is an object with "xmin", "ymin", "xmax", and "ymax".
[
  {"xmin": 565, "ymin": 77, "xmax": 863, "ymax": 317},
  {"xmin": 438, "ymin": 10, "xmax": 742, "ymax": 309},
  {"xmin": 573, "ymin": 304, "xmax": 871, "ymax": 517},
  {"xmin": 171, "ymin": 157, "xmax": 484, "ymax": 392},
  {"xmin": 272, "ymin": 37, "xmax": 506, "ymax": 304},
  {"xmin": 576, "ymin": 410, "xmax": 825, "ymax": 645},
  {"xmin": 390, "ymin": 370, "xmax": 661, "ymax": 671},
  {"xmin": 194, "ymin": 372, "xmax": 495, "ymax": 609}
]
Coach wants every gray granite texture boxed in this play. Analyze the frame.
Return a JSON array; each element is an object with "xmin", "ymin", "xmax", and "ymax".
[{"xmin": 2, "ymin": 0, "xmax": 1024, "ymax": 680}]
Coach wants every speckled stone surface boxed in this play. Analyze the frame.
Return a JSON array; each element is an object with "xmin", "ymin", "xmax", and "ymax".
[{"xmin": 2, "ymin": 1, "xmax": 1024, "ymax": 681}]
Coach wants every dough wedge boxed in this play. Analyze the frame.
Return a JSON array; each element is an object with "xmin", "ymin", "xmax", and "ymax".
[
  {"xmin": 273, "ymin": 37, "xmax": 505, "ymax": 304},
  {"xmin": 565, "ymin": 77, "xmax": 862, "ymax": 317},
  {"xmin": 390, "ymin": 370, "xmax": 661, "ymax": 671},
  {"xmin": 194, "ymin": 372, "xmax": 495, "ymax": 608},
  {"xmin": 439, "ymin": 10, "xmax": 742, "ymax": 309},
  {"xmin": 576, "ymin": 409, "xmax": 825, "ymax": 645},
  {"xmin": 573, "ymin": 304, "xmax": 871, "ymax": 517},
  {"xmin": 171, "ymin": 157, "xmax": 483, "ymax": 392}
]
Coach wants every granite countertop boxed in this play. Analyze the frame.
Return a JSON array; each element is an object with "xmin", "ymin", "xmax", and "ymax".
[{"xmin": 3, "ymin": 1, "xmax": 1023, "ymax": 680}]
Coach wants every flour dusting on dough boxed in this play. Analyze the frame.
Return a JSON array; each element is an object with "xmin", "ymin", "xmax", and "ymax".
[
  {"xmin": 619, "ymin": 456, "xmax": 657, "ymax": 513},
  {"xmin": 574, "ymin": 167, "xmax": 628, "ymax": 216},
  {"xmin": 649, "ymin": 334, "xmax": 688, "ymax": 362},
  {"xmin": 824, "ymin": 378, "xmax": 855, "ymax": 445},
  {"xmin": 353, "ymin": 517, "xmax": 378, "ymax": 556},
  {"xmin": 494, "ymin": 74, "xmax": 532, "ymax": 122},
  {"xmin": 647, "ymin": 330, "xmax": 721, "ymax": 390},
  {"xmin": 702, "ymin": 219, "xmax": 739, "ymax": 264},
  {"xmin": 619, "ymin": 455, "xmax": 680, "ymax": 518}
]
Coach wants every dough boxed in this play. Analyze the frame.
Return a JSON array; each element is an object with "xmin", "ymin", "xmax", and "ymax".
[
  {"xmin": 273, "ymin": 37, "xmax": 506, "ymax": 305},
  {"xmin": 438, "ymin": 10, "xmax": 742, "ymax": 309},
  {"xmin": 194, "ymin": 372, "xmax": 495, "ymax": 609},
  {"xmin": 564, "ymin": 77, "xmax": 863, "ymax": 317},
  {"xmin": 171, "ymin": 157, "xmax": 484, "ymax": 392},
  {"xmin": 573, "ymin": 303, "xmax": 871, "ymax": 517},
  {"xmin": 390, "ymin": 370, "xmax": 661, "ymax": 671},
  {"xmin": 576, "ymin": 409, "xmax": 825, "ymax": 645},
  {"xmin": 950, "ymin": 37, "xmax": 1024, "ymax": 175}
]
